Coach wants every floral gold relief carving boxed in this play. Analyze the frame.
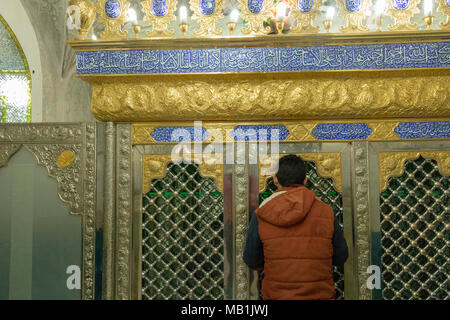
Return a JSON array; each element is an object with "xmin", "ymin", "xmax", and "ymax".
[
  {"xmin": 87, "ymin": 75, "xmax": 450, "ymax": 122},
  {"xmin": 386, "ymin": 0, "xmax": 420, "ymax": 31},
  {"xmin": 142, "ymin": 0, "xmax": 176, "ymax": 37},
  {"xmin": 336, "ymin": 0, "xmax": 371, "ymax": 32},
  {"xmin": 379, "ymin": 151, "xmax": 450, "ymax": 192},
  {"xmin": 189, "ymin": 0, "xmax": 225, "ymax": 36},
  {"xmin": 142, "ymin": 154, "xmax": 224, "ymax": 194},
  {"xmin": 239, "ymin": 0, "xmax": 272, "ymax": 35},
  {"xmin": 437, "ymin": 0, "xmax": 450, "ymax": 29},
  {"xmin": 289, "ymin": 0, "xmax": 322, "ymax": 33},
  {"xmin": 96, "ymin": 0, "xmax": 131, "ymax": 40}
]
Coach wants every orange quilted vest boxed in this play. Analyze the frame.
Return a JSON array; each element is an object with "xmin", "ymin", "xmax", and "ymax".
[{"xmin": 255, "ymin": 185, "xmax": 335, "ymax": 300}]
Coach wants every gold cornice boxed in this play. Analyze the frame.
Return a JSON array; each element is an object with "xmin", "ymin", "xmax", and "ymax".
[
  {"xmin": 259, "ymin": 153, "xmax": 342, "ymax": 193},
  {"xmin": 67, "ymin": 31, "xmax": 450, "ymax": 51},
  {"xmin": 86, "ymin": 69, "xmax": 450, "ymax": 122},
  {"xmin": 379, "ymin": 151, "xmax": 450, "ymax": 192},
  {"xmin": 142, "ymin": 154, "xmax": 224, "ymax": 194}
]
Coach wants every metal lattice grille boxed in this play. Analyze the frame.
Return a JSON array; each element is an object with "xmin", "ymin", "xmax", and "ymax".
[
  {"xmin": 142, "ymin": 162, "xmax": 224, "ymax": 300},
  {"xmin": 380, "ymin": 156, "xmax": 450, "ymax": 300},
  {"xmin": 259, "ymin": 161, "xmax": 345, "ymax": 300}
]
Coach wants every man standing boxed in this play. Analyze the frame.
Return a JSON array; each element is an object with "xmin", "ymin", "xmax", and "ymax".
[{"xmin": 243, "ymin": 155, "xmax": 348, "ymax": 300}]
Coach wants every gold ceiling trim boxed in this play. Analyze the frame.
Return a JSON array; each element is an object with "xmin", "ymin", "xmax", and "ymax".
[
  {"xmin": 379, "ymin": 151, "xmax": 450, "ymax": 192},
  {"xmin": 259, "ymin": 153, "xmax": 342, "ymax": 193},
  {"xmin": 86, "ymin": 70, "xmax": 450, "ymax": 122},
  {"xmin": 67, "ymin": 31, "xmax": 450, "ymax": 50},
  {"xmin": 142, "ymin": 154, "xmax": 224, "ymax": 194}
]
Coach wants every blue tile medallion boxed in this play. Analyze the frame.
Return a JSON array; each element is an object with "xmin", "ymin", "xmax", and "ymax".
[
  {"xmin": 152, "ymin": 0, "xmax": 168, "ymax": 16},
  {"xmin": 394, "ymin": 122, "xmax": 450, "ymax": 139},
  {"xmin": 248, "ymin": 0, "xmax": 264, "ymax": 14},
  {"xmin": 312, "ymin": 123, "xmax": 373, "ymax": 140},
  {"xmin": 297, "ymin": 0, "xmax": 314, "ymax": 12},
  {"xmin": 232, "ymin": 125, "xmax": 290, "ymax": 141},
  {"xmin": 392, "ymin": 0, "xmax": 410, "ymax": 10},
  {"xmin": 346, "ymin": 0, "xmax": 362, "ymax": 12},
  {"xmin": 151, "ymin": 126, "xmax": 209, "ymax": 142},
  {"xmin": 105, "ymin": 0, "xmax": 121, "ymax": 18},
  {"xmin": 200, "ymin": 0, "xmax": 216, "ymax": 15}
]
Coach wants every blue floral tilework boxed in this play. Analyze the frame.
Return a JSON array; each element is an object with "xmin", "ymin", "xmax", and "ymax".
[
  {"xmin": 105, "ymin": 0, "xmax": 121, "ymax": 18},
  {"xmin": 76, "ymin": 42, "xmax": 450, "ymax": 75},
  {"xmin": 392, "ymin": 0, "xmax": 410, "ymax": 10},
  {"xmin": 298, "ymin": 0, "xmax": 314, "ymax": 12},
  {"xmin": 152, "ymin": 0, "xmax": 168, "ymax": 16},
  {"xmin": 248, "ymin": 0, "xmax": 264, "ymax": 14},
  {"xmin": 394, "ymin": 122, "xmax": 450, "ymax": 139},
  {"xmin": 200, "ymin": 0, "xmax": 216, "ymax": 15},
  {"xmin": 346, "ymin": 0, "xmax": 362, "ymax": 12},
  {"xmin": 232, "ymin": 125, "xmax": 290, "ymax": 141},
  {"xmin": 151, "ymin": 126, "xmax": 209, "ymax": 142},
  {"xmin": 312, "ymin": 123, "xmax": 373, "ymax": 140}
]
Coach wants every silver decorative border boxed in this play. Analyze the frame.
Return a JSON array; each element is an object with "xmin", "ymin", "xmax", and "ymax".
[
  {"xmin": 234, "ymin": 162, "xmax": 249, "ymax": 299},
  {"xmin": 115, "ymin": 124, "xmax": 133, "ymax": 299},
  {"xmin": 353, "ymin": 141, "xmax": 371, "ymax": 299}
]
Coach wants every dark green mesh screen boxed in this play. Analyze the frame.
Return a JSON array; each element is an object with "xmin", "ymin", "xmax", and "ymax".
[
  {"xmin": 142, "ymin": 162, "xmax": 224, "ymax": 300},
  {"xmin": 380, "ymin": 156, "xmax": 450, "ymax": 300},
  {"xmin": 259, "ymin": 160, "xmax": 345, "ymax": 300}
]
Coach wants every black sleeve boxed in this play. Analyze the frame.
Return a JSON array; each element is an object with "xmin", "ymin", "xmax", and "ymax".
[
  {"xmin": 243, "ymin": 212, "xmax": 264, "ymax": 269},
  {"xmin": 332, "ymin": 213, "xmax": 349, "ymax": 266}
]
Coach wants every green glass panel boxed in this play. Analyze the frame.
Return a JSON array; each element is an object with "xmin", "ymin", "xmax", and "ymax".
[
  {"xmin": 380, "ymin": 156, "xmax": 450, "ymax": 300},
  {"xmin": 142, "ymin": 162, "xmax": 224, "ymax": 300}
]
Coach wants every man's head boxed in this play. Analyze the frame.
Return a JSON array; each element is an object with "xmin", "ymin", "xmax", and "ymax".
[{"xmin": 273, "ymin": 155, "xmax": 307, "ymax": 187}]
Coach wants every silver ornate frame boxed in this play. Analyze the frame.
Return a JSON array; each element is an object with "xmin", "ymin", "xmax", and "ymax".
[{"xmin": 0, "ymin": 123, "xmax": 101, "ymax": 300}]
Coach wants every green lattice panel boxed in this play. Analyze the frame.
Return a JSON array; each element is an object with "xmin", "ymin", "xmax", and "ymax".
[
  {"xmin": 259, "ymin": 160, "xmax": 345, "ymax": 300},
  {"xmin": 142, "ymin": 162, "xmax": 224, "ymax": 300},
  {"xmin": 380, "ymin": 156, "xmax": 450, "ymax": 300}
]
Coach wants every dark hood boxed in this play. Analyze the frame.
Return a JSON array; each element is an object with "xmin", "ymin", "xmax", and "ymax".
[{"xmin": 255, "ymin": 185, "xmax": 316, "ymax": 227}]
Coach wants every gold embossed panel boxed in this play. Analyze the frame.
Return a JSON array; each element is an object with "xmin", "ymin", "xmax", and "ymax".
[{"xmin": 87, "ymin": 71, "xmax": 450, "ymax": 122}]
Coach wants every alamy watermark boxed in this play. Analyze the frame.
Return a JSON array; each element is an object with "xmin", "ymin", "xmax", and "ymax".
[
  {"xmin": 169, "ymin": 121, "xmax": 280, "ymax": 175},
  {"xmin": 66, "ymin": 5, "xmax": 81, "ymax": 30}
]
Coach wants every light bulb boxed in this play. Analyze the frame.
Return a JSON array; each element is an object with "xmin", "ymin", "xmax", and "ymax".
[
  {"xmin": 127, "ymin": 8, "xmax": 137, "ymax": 24},
  {"xmin": 326, "ymin": 6, "xmax": 335, "ymax": 19},
  {"xmin": 424, "ymin": 0, "xmax": 432, "ymax": 16},
  {"xmin": 179, "ymin": 6, "xmax": 188, "ymax": 23},
  {"xmin": 375, "ymin": 0, "xmax": 386, "ymax": 16},
  {"xmin": 230, "ymin": 9, "xmax": 239, "ymax": 22},
  {"xmin": 276, "ymin": 2, "xmax": 287, "ymax": 21}
]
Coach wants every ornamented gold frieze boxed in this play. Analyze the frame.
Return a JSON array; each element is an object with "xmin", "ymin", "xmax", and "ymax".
[
  {"xmin": 379, "ymin": 151, "xmax": 450, "ymax": 191},
  {"xmin": 259, "ymin": 153, "xmax": 342, "ymax": 192},
  {"xmin": 142, "ymin": 154, "xmax": 224, "ymax": 194},
  {"xmin": 437, "ymin": 0, "xmax": 450, "ymax": 30},
  {"xmin": 366, "ymin": 121, "xmax": 399, "ymax": 141},
  {"xmin": 96, "ymin": 0, "xmax": 130, "ymax": 40},
  {"xmin": 288, "ymin": 0, "xmax": 322, "ymax": 33},
  {"xmin": 141, "ymin": 0, "xmax": 176, "ymax": 37},
  {"xmin": 189, "ymin": 0, "xmax": 225, "ymax": 36},
  {"xmin": 68, "ymin": 0, "xmax": 96, "ymax": 40},
  {"xmin": 386, "ymin": 0, "xmax": 420, "ymax": 31},
  {"xmin": 336, "ymin": 0, "xmax": 371, "ymax": 32},
  {"xmin": 86, "ymin": 71, "xmax": 450, "ymax": 122},
  {"xmin": 239, "ymin": 0, "xmax": 272, "ymax": 35}
]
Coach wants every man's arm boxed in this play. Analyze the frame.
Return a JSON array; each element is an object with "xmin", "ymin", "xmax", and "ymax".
[
  {"xmin": 332, "ymin": 213, "xmax": 349, "ymax": 266},
  {"xmin": 243, "ymin": 212, "xmax": 264, "ymax": 270}
]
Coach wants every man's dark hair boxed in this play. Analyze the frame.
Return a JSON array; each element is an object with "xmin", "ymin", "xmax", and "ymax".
[{"xmin": 275, "ymin": 155, "xmax": 306, "ymax": 187}]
